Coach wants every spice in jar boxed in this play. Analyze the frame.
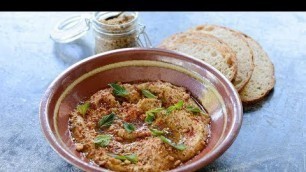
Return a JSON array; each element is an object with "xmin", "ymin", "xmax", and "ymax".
[
  {"xmin": 93, "ymin": 12, "xmax": 140, "ymax": 53},
  {"xmin": 100, "ymin": 14, "xmax": 134, "ymax": 26}
]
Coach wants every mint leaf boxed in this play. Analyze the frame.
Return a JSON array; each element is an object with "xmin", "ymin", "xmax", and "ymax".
[
  {"xmin": 94, "ymin": 134, "xmax": 112, "ymax": 147},
  {"xmin": 145, "ymin": 108, "xmax": 164, "ymax": 124},
  {"xmin": 77, "ymin": 102, "xmax": 90, "ymax": 116},
  {"xmin": 186, "ymin": 105, "xmax": 201, "ymax": 114},
  {"xmin": 114, "ymin": 154, "xmax": 138, "ymax": 163},
  {"xmin": 173, "ymin": 144, "xmax": 186, "ymax": 150},
  {"xmin": 159, "ymin": 135, "xmax": 186, "ymax": 151},
  {"xmin": 145, "ymin": 112, "xmax": 155, "ymax": 124},
  {"xmin": 123, "ymin": 122, "xmax": 135, "ymax": 133},
  {"xmin": 148, "ymin": 107, "xmax": 164, "ymax": 113},
  {"xmin": 108, "ymin": 83, "xmax": 128, "ymax": 97},
  {"xmin": 149, "ymin": 128, "xmax": 165, "ymax": 136},
  {"xmin": 175, "ymin": 100, "xmax": 184, "ymax": 109},
  {"xmin": 166, "ymin": 106, "xmax": 176, "ymax": 114},
  {"xmin": 167, "ymin": 100, "xmax": 184, "ymax": 114},
  {"xmin": 141, "ymin": 89, "xmax": 157, "ymax": 98},
  {"xmin": 98, "ymin": 112, "xmax": 115, "ymax": 128}
]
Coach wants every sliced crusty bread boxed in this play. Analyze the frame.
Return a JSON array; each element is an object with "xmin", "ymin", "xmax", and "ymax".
[
  {"xmin": 160, "ymin": 32, "xmax": 226, "ymax": 48},
  {"xmin": 188, "ymin": 25, "xmax": 254, "ymax": 91},
  {"xmin": 160, "ymin": 37, "xmax": 237, "ymax": 81},
  {"xmin": 159, "ymin": 32, "xmax": 237, "ymax": 81},
  {"xmin": 239, "ymin": 35, "xmax": 275, "ymax": 104}
]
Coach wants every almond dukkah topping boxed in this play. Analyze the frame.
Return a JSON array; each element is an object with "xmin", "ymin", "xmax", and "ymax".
[{"xmin": 69, "ymin": 81, "xmax": 211, "ymax": 171}]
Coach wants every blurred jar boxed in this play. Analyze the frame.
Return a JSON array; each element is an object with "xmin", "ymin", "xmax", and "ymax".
[{"xmin": 50, "ymin": 12, "xmax": 151, "ymax": 55}]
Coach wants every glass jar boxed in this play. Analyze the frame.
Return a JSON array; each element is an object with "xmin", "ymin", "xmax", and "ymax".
[
  {"xmin": 92, "ymin": 12, "xmax": 151, "ymax": 53},
  {"xmin": 50, "ymin": 12, "xmax": 151, "ymax": 55}
]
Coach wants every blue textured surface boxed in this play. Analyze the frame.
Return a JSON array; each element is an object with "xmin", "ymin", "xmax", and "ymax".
[{"xmin": 1, "ymin": 12, "xmax": 306, "ymax": 171}]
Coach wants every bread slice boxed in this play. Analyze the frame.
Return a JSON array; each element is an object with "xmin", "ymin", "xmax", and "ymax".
[
  {"xmin": 159, "ymin": 32, "xmax": 226, "ymax": 47},
  {"xmin": 160, "ymin": 37, "xmax": 237, "ymax": 81},
  {"xmin": 188, "ymin": 25, "xmax": 254, "ymax": 91},
  {"xmin": 159, "ymin": 32, "xmax": 237, "ymax": 81},
  {"xmin": 239, "ymin": 35, "xmax": 275, "ymax": 104}
]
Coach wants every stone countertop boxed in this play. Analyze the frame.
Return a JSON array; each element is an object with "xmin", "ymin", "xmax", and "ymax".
[{"xmin": 1, "ymin": 12, "xmax": 306, "ymax": 171}]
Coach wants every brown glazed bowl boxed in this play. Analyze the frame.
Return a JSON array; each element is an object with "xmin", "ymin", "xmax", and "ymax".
[{"xmin": 39, "ymin": 48, "xmax": 242, "ymax": 172}]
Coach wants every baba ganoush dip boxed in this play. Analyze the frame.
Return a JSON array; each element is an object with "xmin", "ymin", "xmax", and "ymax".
[{"xmin": 69, "ymin": 81, "xmax": 211, "ymax": 171}]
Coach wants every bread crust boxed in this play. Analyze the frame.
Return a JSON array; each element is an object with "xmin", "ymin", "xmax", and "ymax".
[
  {"xmin": 188, "ymin": 25, "xmax": 255, "ymax": 91},
  {"xmin": 238, "ymin": 33, "xmax": 275, "ymax": 104}
]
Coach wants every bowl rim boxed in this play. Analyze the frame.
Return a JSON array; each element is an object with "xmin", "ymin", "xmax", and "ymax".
[{"xmin": 39, "ymin": 47, "xmax": 243, "ymax": 172}]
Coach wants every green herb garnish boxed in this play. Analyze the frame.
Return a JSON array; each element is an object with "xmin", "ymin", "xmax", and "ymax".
[
  {"xmin": 148, "ymin": 107, "xmax": 165, "ymax": 113},
  {"xmin": 166, "ymin": 100, "xmax": 184, "ymax": 114},
  {"xmin": 145, "ymin": 108, "xmax": 164, "ymax": 124},
  {"xmin": 123, "ymin": 122, "xmax": 135, "ymax": 133},
  {"xmin": 94, "ymin": 134, "xmax": 112, "ymax": 147},
  {"xmin": 149, "ymin": 128, "xmax": 165, "ymax": 136},
  {"xmin": 159, "ymin": 135, "xmax": 186, "ymax": 151},
  {"xmin": 141, "ymin": 89, "xmax": 157, "ymax": 98},
  {"xmin": 172, "ymin": 143, "xmax": 187, "ymax": 150},
  {"xmin": 98, "ymin": 112, "xmax": 115, "ymax": 128},
  {"xmin": 145, "ymin": 112, "xmax": 155, "ymax": 124},
  {"xmin": 108, "ymin": 83, "xmax": 128, "ymax": 97},
  {"xmin": 186, "ymin": 105, "xmax": 201, "ymax": 114},
  {"xmin": 114, "ymin": 154, "xmax": 138, "ymax": 163},
  {"xmin": 77, "ymin": 102, "xmax": 90, "ymax": 116}
]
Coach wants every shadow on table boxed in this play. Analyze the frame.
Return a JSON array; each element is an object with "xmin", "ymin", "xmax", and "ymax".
[
  {"xmin": 243, "ymin": 88, "xmax": 275, "ymax": 113},
  {"xmin": 52, "ymin": 38, "xmax": 93, "ymax": 66}
]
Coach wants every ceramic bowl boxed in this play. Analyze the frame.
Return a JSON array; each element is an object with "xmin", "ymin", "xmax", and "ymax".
[{"xmin": 39, "ymin": 48, "xmax": 242, "ymax": 172}]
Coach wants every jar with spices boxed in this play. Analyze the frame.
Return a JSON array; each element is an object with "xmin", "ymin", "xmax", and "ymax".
[
  {"xmin": 92, "ymin": 12, "xmax": 151, "ymax": 53},
  {"xmin": 50, "ymin": 12, "xmax": 151, "ymax": 55}
]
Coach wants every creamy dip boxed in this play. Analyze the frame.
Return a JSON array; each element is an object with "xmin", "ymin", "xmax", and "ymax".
[{"xmin": 69, "ymin": 81, "xmax": 210, "ymax": 171}]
